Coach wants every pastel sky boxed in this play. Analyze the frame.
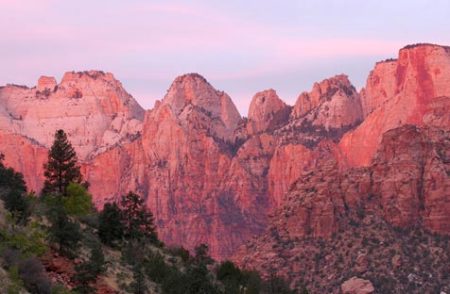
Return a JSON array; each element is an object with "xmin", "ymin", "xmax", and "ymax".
[{"xmin": 1, "ymin": 0, "xmax": 450, "ymax": 114}]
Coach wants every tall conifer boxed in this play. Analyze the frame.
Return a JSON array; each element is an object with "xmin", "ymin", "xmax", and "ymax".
[{"xmin": 42, "ymin": 129, "xmax": 83, "ymax": 196}]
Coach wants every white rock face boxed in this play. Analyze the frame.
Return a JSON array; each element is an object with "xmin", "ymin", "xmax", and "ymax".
[
  {"xmin": 161, "ymin": 73, "xmax": 242, "ymax": 141},
  {"xmin": 0, "ymin": 71, "xmax": 145, "ymax": 160}
]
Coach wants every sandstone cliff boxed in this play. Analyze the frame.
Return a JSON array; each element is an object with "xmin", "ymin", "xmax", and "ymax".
[
  {"xmin": 339, "ymin": 44, "xmax": 450, "ymax": 167},
  {"xmin": 0, "ymin": 44, "xmax": 449, "ymax": 266}
]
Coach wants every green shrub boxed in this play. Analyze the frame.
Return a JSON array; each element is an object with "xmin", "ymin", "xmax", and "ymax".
[
  {"xmin": 63, "ymin": 183, "xmax": 94, "ymax": 216},
  {"xmin": 0, "ymin": 222, "xmax": 47, "ymax": 257}
]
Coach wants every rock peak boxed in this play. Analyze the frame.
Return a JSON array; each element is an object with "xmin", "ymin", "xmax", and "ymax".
[
  {"xmin": 161, "ymin": 73, "xmax": 241, "ymax": 139},
  {"xmin": 292, "ymin": 74, "xmax": 358, "ymax": 119},
  {"xmin": 173, "ymin": 73, "xmax": 209, "ymax": 85},
  {"xmin": 247, "ymin": 89, "xmax": 289, "ymax": 134},
  {"xmin": 37, "ymin": 76, "xmax": 57, "ymax": 91}
]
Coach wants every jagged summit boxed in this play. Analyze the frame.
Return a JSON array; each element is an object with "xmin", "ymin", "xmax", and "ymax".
[
  {"xmin": 160, "ymin": 72, "xmax": 242, "ymax": 139},
  {"xmin": 289, "ymin": 74, "xmax": 362, "ymax": 134},
  {"xmin": 292, "ymin": 74, "xmax": 358, "ymax": 119}
]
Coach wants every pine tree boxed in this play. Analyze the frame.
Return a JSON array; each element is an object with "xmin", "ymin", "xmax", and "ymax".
[
  {"xmin": 47, "ymin": 205, "xmax": 81, "ymax": 257},
  {"xmin": 98, "ymin": 202, "xmax": 124, "ymax": 246},
  {"xmin": 0, "ymin": 153, "xmax": 29, "ymax": 224},
  {"xmin": 74, "ymin": 243, "xmax": 106, "ymax": 294},
  {"xmin": 120, "ymin": 192, "xmax": 158, "ymax": 242},
  {"xmin": 0, "ymin": 153, "xmax": 27, "ymax": 193},
  {"xmin": 42, "ymin": 129, "xmax": 83, "ymax": 196}
]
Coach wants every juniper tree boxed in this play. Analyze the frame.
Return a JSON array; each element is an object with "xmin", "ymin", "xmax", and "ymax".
[{"xmin": 42, "ymin": 129, "xmax": 83, "ymax": 196}]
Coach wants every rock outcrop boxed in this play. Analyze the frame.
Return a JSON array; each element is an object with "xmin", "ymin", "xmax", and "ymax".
[
  {"xmin": 37, "ymin": 76, "xmax": 57, "ymax": 92},
  {"xmin": 340, "ymin": 44, "xmax": 450, "ymax": 167},
  {"xmin": 247, "ymin": 89, "xmax": 290, "ymax": 134},
  {"xmin": 291, "ymin": 74, "xmax": 363, "ymax": 131},
  {"xmin": 341, "ymin": 277, "xmax": 375, "ymax": 294}
]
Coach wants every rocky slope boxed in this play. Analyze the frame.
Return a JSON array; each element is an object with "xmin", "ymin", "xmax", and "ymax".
[{"xmin": 0, "ymin": 43, "xmax": 449, "ymax": 269}]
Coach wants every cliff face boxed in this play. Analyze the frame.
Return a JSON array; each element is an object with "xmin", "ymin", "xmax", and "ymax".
[
  {"xmin": 339, "ymin": 44, "xmax": 450, "ymax": 167},
  {"xmin": 233, "ymin": 125, "xmax": 450, "ymax": 292},
  {"xmin": 0, "ymin": 44, "xmax": 449, "ymax": 265}
]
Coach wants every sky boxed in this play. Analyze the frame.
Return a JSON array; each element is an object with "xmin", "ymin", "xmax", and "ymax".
[{"xmin": 1, "ymin": 0, "xmax": 450, "ymax": 115}]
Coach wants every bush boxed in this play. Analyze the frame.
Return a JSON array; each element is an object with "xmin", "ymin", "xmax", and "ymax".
[
  {"xmin": 18, "ymin": 257, "xmax": 52, "ymax": 294},
  {"xmin": 0, "ymin": 222, "xmax": 47, "ymax": 257},
  {"xmin": 3, "ymin": 190, "xmax": 30, "ymax": 224},
  {"xmin": 166, "ymin": 246, "xmax": 191, "ymax": 263},
  {"xmin": 216, "ymin": 261, "xmax": 243, "ymax": 293},
  {"xmin": 144, "ymin": 252, "xmax": 171, "ymax": 283},
  {"xmin": 63, "ymin": 183, "xmax": 94, "ymax": 216},
  {"xmin": 7, "ymin": 266, "xmax": 25, "ymax": 294},
  {"xmin": 264, "ymin": 273, "xmax": 295, "ymax": 294}
]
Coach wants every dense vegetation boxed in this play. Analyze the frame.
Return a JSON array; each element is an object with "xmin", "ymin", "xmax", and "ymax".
[{"xmin": 0, "ymin": 129, "xmax": 295, "ymax": 293}]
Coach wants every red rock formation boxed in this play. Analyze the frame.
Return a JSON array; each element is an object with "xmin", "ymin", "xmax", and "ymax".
[
  {"xmin": 0, "ymin": 44, "xmax": 449, "ymax": 264},
  {"xmin": 232, "ymin": 125, "xmax": 450, "ymax": 292},
  {"xmin": 340, "ymin": 44, "xmax": 450, "ymax": 167},
  {"xmin": 247, "ymin": 89, "xmax": 290, "ymax": 134},
  {"xmin": 341, "ymin": 277, "xmax": 375, "ymax": 294},
  {"xmin": 37, "ymin": 76, "xmax": 57, "ymax": 92},
  {"xmin": 0, "ymin": 130, "xmax": 48, "ymax": 192},
  {"xmin": 269, "ymin": 125, "xmax": 449, "ymax": 242},
  {"xmin": 291, "ymin": 74, "xmax": 363, "ymax": 131}
]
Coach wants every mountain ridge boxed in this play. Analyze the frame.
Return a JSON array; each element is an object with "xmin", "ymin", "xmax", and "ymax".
[{"xmin": 0, "ymin": 43, "xmax": 449, "ymax": 267}]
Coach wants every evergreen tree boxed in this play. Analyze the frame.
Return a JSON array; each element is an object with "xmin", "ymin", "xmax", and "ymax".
[
  {"xmin": 120, "ymin": 192, "xmax": 158, "ymax": 242},
  {"xmin": 74, "ymin": 243, "xmax": 106, "ymax": 294},
  {"xmin": 0, "ymin": 153, "xmax": 27, "ymax": 193},
  {"xmin": 42, "ymin": 129, "xmax": 83, "ymax": 196},
  {"xmin": 47, "ymin": 205, "xmax": 81, "ymax": 257},
  {"xmin": 0, "ymin": 153, "xmax": 30, "ymax": 224},
  {"xmin": 184, "ymin": 244, "xmax": 219, "ymax": 294},
  {"xmin": 130, "ymin": 263, "xmax": 147, "ymax": 294},
  {"xmin": 98, "ymin": 202, "xmax": 124, "ymax": 246},
  {"xmin": 3, "ymin": 190, "xmax": 30, "ymax": 224}
]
